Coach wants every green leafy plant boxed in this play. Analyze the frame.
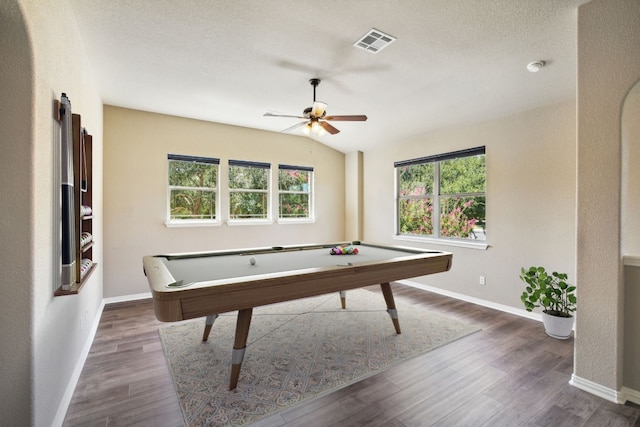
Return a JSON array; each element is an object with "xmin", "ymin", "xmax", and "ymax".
[{"xmin": 519, "ymin": 266, "xmax": 576, "ymax": 317}]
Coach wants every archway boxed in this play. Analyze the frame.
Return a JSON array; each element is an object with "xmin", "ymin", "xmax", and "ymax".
[
  {"xmin": 621, "ymin": 82, "xmax": 640, "ymax": 255},
  {"xmin": 0, "ymin": 0, "xmax": 35, "ymax": 424},
  {"xmin": 622, "ymin": 80, "xmax": 640, "ymax": 400}
]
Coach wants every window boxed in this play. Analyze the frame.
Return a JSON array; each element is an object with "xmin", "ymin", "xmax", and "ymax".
[
  {"xmin": 278, "ymin": 164, "xmax": 313, "ymax": 219},
  {"xmin": 167, "ymin": 154, "xmax": 219, "ymax": 222},
  {"xmin": 395, "ymin": 147, "xmax": 486, "ymax": 241},
  {"xmin": 228, "ymin": 160, "xmax": 270, "ymax": 219}
]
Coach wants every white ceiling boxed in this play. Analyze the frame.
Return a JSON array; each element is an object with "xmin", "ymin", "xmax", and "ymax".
[{"xmin": 68, "ymin": 0, "xmax": 589, "ymax": 153}]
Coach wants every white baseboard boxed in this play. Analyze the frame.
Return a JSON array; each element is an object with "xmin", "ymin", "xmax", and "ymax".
[
  {"xmin": 396, "ymin": 279, "xmax": 543, "ymax": 323},
  {"xmin": 570, "ymin": 374, "xmax": 627, "ymax": 404},
  {"xmin": 52, "ymin": 299, "xmax": 106, "ymax": 427},
  {"xmin": 622, "ymin": 386, "xmax": 640, "ymax": 405},
  {"xmin": 103, "ymin": 291, "xmax": 152, "ymax": 305}
]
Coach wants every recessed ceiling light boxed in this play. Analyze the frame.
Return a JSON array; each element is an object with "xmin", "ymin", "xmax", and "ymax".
[{"xmin": 527, "ymin": 61, "xmax": 546, "ymax": 72}]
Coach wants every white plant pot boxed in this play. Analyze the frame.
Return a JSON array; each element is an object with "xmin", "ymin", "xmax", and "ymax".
[{"xmin": 542, "ymin": 311, "xmax": 574, "ymax": 339}]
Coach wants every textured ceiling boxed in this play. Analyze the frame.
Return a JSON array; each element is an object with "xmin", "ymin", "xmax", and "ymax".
[{"xmin": 68, "ymin": 0, "xmax": 589, "ymax": 153}]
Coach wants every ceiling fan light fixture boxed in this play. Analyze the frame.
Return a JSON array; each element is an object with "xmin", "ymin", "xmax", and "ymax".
[
  {"xmin": 266, "ymin": 78, "xmax": 366, "ymax": 136},
  {"xmin": 300, "ymin": 120, "xmax": 327, "ymax": 137},
  {"xmin": 311, "ymin": 101, "xmax": 327, "ymax": 117},
  {"xmin": 311, "ymin": 120, "xmax": 323, "ymax": 134}
]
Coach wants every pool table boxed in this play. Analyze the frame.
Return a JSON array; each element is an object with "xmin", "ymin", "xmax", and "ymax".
[{"xmin": 143, "ymin": 241, "xmax": 452, "ymax": 389}]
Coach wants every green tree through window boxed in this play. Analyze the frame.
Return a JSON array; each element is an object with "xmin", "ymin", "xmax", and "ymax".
[
  {"xmin": 396, "ymin": 147, "xmax": 486, "ymax": 240},
  {"xmin": 168, "ymin": 154, "xmax": 219, "ymax": 221},
  {"xmin": 278, "ymin": 165, "xmax": 313, "ymax": 219},
  {"xmin": 228, "ymin": 160, "xmax": 270, "ymax": 219}
]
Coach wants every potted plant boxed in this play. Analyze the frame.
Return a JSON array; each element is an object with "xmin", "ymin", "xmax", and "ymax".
[{"xmin": 519, "ymin": 266, "xmax": 576, "ymax": 339}]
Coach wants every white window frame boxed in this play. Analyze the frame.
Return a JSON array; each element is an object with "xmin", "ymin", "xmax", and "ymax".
[
  {"xmin": 227, "ymin": 159, "xmax": 272, "ymax": 225},
  {"xmin": 277, "ymin": 164, "xmax": 315, "ymax": 223},
  {"xmin": 394, "ymin": 147, "xmax": 487, "ymax": 249},
  {"xmin": 166, "ymin": 154, "xmax": 220, "ymax": 227}
]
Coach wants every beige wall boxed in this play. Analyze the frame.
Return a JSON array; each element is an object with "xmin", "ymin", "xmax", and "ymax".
[
  {"xmin": 622, "ymin": 83, "xmax": 640, "ymax": 256},
  {"xmin": 345, "ymin": 151, "xmax": 363, "ymax": 241},
  {"xmin": 1, "ymin": 0, "xmax": 104, "ymax": 426},
  {"xmin": 575, "ymin": 0, "xmax": 640, "ymax": 398},
  {"xmin": 0, "ymin": 2, "xmax": 34, "ymax": 424},
  {"xmin": 103, "ymin": 106, "xmax": 345, "ymax": 297},
  {"xmin": 363, "ymin": 101, "xmax": 576, "ymax": 308},
  {"xmin": 620, "ymin": 46, "xmax": 640, "ymax": 400},
  {"xmin": 27, "ymin": 0, "xmax": 105, "ymax": 422},
  {"xmin": 622, "ymin": 63, "xmax": 640, "ymax": 394}
]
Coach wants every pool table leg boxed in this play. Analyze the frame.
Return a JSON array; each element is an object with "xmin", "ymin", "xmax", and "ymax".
[
  {"xmin": 202, "ymin": 314, "xmax": 219, "ymax": 341},
  {"xmin": 339, "ymin": 291, "xmax": 347, "ymax": 309},
  {"xmin": 229, "ymin": 307, "xmax": 253, "ymax": 390},
  {"xmin": 380, "ymin": 282, "xmax": 401, "ymax": 334}
]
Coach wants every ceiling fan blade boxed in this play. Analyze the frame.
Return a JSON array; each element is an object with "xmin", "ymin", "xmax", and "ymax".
[
  {"xmin": 264, "ymin": 112, "xmax": 305, "ymax": 119},
  {"xmin": 320, "ymin": 121, "xmax": 340, "ymax": 135},
  {"xmin": 324, "ymin": 115, "xmax": 368, "ymax": 121},
  {"xmin": 281, "ymin": 121, "xmax": 308, "ymax": 133}
]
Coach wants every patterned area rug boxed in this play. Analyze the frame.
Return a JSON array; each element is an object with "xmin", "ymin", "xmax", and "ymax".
[{"xmin": 159, "ymin": 288, "xmax": 479, "ymax": 426}]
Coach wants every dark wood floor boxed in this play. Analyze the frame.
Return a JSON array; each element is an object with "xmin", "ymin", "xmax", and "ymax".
[{"xmin": 63, "ymin": 284, "xmax": 640, "ymax": 426}]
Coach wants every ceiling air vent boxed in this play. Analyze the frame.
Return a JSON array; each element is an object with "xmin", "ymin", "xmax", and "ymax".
[{"xmin": 353, "ymin": 28, "xmax": 396, "ymax": 54}]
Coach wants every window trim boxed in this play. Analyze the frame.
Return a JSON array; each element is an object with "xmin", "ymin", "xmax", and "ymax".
[
  {"xmin": 395, "ymin": 146, "xmax": 486, "ymax": 244},
  {"xmin": 168, "ymin": 154, "xmax": 220, "ymax": 165},
  {"xmin": 394, "ymin": 146, "xmax": 486, "ymax": 167},
  {"xmin": 228, "ymin": 159, "xmax": 271, "ymax": 169},
  {"xmin": 393, "ymin": 234, "xmax": 489, "ymax": 250}
]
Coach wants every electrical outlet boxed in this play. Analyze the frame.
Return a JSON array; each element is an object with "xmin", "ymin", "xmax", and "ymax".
[{"xmin": 479, "ymin": 276, "xmax": 485, "ymax": 285}]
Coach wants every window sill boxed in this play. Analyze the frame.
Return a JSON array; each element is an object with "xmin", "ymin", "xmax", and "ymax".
[
  {"xmin": 226, "ymin": 219, "xmax": 274, "ymax": 226},
  {"xmin": 165, "ymin": 220, "xmax": 222, "ymax": 228},
  {"xmin": 394, "ymin": 235, "xmax": 488, "ymax": 250},
  {"xmin": 276, "ymin": 218, "xmax": 316, "ymax": 224},
  {"xmin": 624, "ymin": 255, "xmax": 640, "ymax": 267}
]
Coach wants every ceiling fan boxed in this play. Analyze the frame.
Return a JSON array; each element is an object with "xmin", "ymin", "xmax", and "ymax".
[{"xmin": 264, "ymin": 78, "xmax": 367, "ymax": 136}]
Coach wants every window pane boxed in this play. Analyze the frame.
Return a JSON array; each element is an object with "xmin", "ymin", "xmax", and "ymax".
[
  {"xmin": 398, "ymin": 198, "xmax": 433, "ymax": 236},
  {"xmin": 169, "ymin": 161, "xmax": 217, "ymax": 187},
  {"xmin": 229, "ymin": 165, "xmax": 268, "ymax": 189},
  {"xmin": 440, "ymin": 155, "xmax": 485, "ymax": 194},
  {"xmin": 278, "ymin": 169, "xmax": 310, "ymax": 191},
  {"xmin": 279, "ymin": 193, "xmax": 309, "ymax": 218},
  {"xmin": 396, "ymin": 148, "xmax": 486, "ymax": 241},
  {"xmin": 398, "ymin": 163, "xmax": 434, "ymax": 196},
  {"xmin": 169, "ymin": 189, "xmax": 215, "ymax": 220},
  {"xmin": 439, "ymin": 196, "xmax": 486, "ymax": 240},
  {"xmin": 229, "ymin": 192, "xmax": 268, "ymax": 219}
]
